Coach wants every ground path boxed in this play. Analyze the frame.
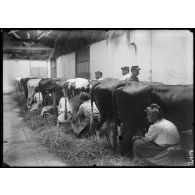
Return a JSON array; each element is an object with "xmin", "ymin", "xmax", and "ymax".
[{"xmin": 3, "ymin": 95, "xmax": 69, "ymax": 167}]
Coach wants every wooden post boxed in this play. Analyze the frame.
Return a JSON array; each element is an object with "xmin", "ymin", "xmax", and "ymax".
[
  {"xmin": 53, "ymin": 91, "xmax": 56, "ymax": 116},
  {"xmin": 63, "ymin": 88, "xmax": 68, "ymax": 121}
]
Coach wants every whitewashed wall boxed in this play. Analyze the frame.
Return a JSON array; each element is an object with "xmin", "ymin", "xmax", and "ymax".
[
  {"xmin": 56, "ymin": 52, "xmax": 75, "ymax": 79},
  {"xmin": 90, "ymin": 30, "xmax": 193, "ymax": 84},
  {"xmin": 3, "ymin": 60, "xmax": 30, "ymax": 93},
  {"xmin": 90, "ymin": 31, "xmax": 152, "ymax": 81},
  {"xmin": 30, "ymin": 60, "xmax": 48, "ymax": 77},
  {"xmin": 3, "ymin": 59, "xmax": 48, "ymax": 93},
  {"xmin": 47, "ymin": 60, "xmax": 51, "ymax": 78},
  {"xmin": 151, "ymin": 30, "xmax": 193, "ymax": 84}
]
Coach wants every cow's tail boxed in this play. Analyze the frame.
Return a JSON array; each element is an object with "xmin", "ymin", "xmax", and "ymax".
[
  {"xmin": 89, "ymin": 81, "xmax": 98, "ymax": 135},
  {"xmin": 112, "ymin": 89, "xmax": 120, "ymax": 151},
  {"xmin": 65, "ymin": 93, "xmax": 68, "ymax": 120},
  {"xmin": 89, "ymin": 92, "xmax": 94, "ymax": 135},
  {"xmin": 64, "ymin": 82, "xmax": 69, "ymax": 120}
]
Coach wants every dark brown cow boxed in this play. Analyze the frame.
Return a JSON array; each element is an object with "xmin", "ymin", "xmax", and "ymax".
[
  {"xmin": 38, "ymin": 78, "xmax": 61, "ymax": 107},
  {"xmin": 91, "ymin": 78, "xmax": 127, "ymax": 147},
  {"xmin": 113, "ymin": 82, "xmax": 193, "ymax": 155}
]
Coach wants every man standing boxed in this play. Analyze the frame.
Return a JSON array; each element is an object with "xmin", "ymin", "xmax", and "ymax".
[
  {"xmin": 95, "ymin": 71, "xmax": 103, "ymax": 81},
  {"xmin": 121, "ymin": 66, "xmax": 130, "ymax": 81},
  {"xmin": 129, "ymin": 66, "xmax": 141, "ymax": 81}
]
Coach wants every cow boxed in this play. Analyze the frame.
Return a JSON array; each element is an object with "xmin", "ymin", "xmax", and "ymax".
[
  {"xmin": 113, "ymin": 82, "xmax": 193, "ymax": 155},
  {"xmin": 51, "ymin": 78, "xmax": 68, "ymax": 115},
  {"xmin": 38, "ymin": 78, "xmax": 60, "ymax": 107},
  {"xmin": 63, "ymin": 78, "xmax": 91, "ymax": 134},
  {"xmin": 26, "ymin": 78, "xmax": 42, "ymax": 109},
  {"xmin": 20, "ymin": 77, "xmax": 37, "ymax": 98},
  {"xmin": 91, "ymin": 78, "xmax": 127, "ymax": 147}
]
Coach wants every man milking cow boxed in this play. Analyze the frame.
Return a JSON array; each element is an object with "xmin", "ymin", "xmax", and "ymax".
[
  {"xmin": 70, "ymin": 92, "xmax": 100, "ymax": 138},
  {"xmin": 57, "ymin": 89, "xmax": 71, "ymax": 126},
  {"xmin": 132, "ymin": 103, "xmax": 186, "ymax": 166},
  {"xmin": 41, "ymin": 86, "xmax": 53, "ymax": 117},
  {"xmin": 30, "ymin": 87, "xmax": 43, "ymax": 112}
]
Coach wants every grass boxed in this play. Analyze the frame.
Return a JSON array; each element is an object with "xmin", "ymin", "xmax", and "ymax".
[{"xmin": 12, "ymin": 93, "xmax": 135, "ymax": 166}]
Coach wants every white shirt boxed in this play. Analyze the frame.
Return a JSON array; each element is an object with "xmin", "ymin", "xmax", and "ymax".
[
  {"xmin": 121, "ymin": 73, "xmax": 130, "ymax": 81},
  {"xmin": 58, "ymin": 97, "xmax": 71, "ymax": 113},
  {"xmin": 145, "ymin": 118, "xmax": 181, "ymax": 146},
  {"xmin": 77, "ymin": 100, "xmax": 99, "ymax": 119},
  {"xmin": 34, "ymin": 92, "xmax": 43, "ymax": 103},
  {"xmin": 98, "ymin": 78, "xmax": 103, "ymax": 81}
]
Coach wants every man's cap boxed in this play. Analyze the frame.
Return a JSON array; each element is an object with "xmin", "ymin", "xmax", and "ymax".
[
  {"xmin": 121, "ymin": 66, "xmax": 129, "ymax": 71},
  {"xmin": 95, "ymin": 71, "xmax": 103, "ymax": 76},
  {"xmin": 131, "ymin": 66, "xmax": 141, "ymax": 72}
]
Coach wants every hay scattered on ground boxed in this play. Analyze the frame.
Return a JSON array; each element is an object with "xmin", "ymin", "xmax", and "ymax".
[{"xmin": 13, "ymin": 93, "xmax": 134, "ymax": 166}]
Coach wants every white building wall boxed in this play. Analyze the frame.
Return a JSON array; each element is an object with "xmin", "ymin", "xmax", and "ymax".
[
  {"xmin": 151, "ymin": 30, "xmax": 193, "ymax": 84},
  {"xmin": 47, "ymin": 60, "xmax": 51, "ymax": 78},
  {"xmin": 90, "ymin": 30, "xmax": 193, "ymax": 84},
  {"xmin": 30, "ymin": 60, "xmax": 48, "ymax": 77},
  {"xmin": 3, "ymin": 59, "xmax": 49, "ymax": 93},
  {"xmin": 3, "ymin": 60, "xmax": 31, "ymax": 93},
  {"xmin": 90, "ymin": 40, "xmax": 112, "ymax": 79},
  {"xmin": 90, "ymin": 31, "xmax": 152, "ymax": 81},
  {"xmin": 56, "ymin": 52, "xmax": 76, "ymax": 79},
  {"xmin": 134, "ymin": 30, "xmax": 152, "ymax": 81}
]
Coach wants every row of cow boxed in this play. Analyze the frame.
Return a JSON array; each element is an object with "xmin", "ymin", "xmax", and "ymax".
[{"xmin": 14, "ymin": 77, "xmax": 193, "ymax": 155}]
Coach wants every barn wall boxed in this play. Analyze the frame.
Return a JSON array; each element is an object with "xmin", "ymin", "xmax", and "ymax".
[
  {"xmin": 90, "ymin": 31, "xmax": 152, "ymax": 81},
  {"xmin": 56, "ymin": 52, "xmax": 76, "ymax": 79},
  {"xmin": 90, "ymin": 30, "xmax": 193, "ymax": 84},
  {"xmin": 47, "ymin": 60, "xmax": 51, "ymax": 78},
  {"xmin": 3, "ymin": 59, "xmax": 30, "ymax": 93},
  {"xmin": 151, "ymin": 30, "xmax": 193, "ymax": 84},
  {"xmin": 3, "ymin": 59, "xmax": 48, "ymax": 93},
  {"xmin": 30, "ymin": 60, "xmax": 48, "ymax": 78}
]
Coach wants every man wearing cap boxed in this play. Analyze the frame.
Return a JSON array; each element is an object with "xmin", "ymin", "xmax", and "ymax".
[
  {"xmin": 129, "ymin": 66, "xmax": 141, "ymax": 81},
  {"xmin": 121, "ymin": 66, "xmax": 130, "ymax": 81},
  {"xmin": 95, "ymin": 71, "xmax": 103, "ymax": 81}
]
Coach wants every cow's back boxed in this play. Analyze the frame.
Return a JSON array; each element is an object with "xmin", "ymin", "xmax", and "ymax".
[
  {"xmin": 114, "ymin": 82, "xmax": 193, "ymax": 154},
  {"xmin": 94, "ymin": 78, "xmax": 126, "ymax": 123},
  {"xmin": 152, "ymin": 84, "xmax": 193, "ymax": 132}
]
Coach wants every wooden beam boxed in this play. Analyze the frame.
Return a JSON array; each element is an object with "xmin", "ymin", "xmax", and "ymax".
[{"xmin": 3, "ymin": 46, "xmax": 53, "ymax": 52}]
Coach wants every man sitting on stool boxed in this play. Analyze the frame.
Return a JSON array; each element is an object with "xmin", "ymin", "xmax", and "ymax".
[
  {"xmin": 41, "ymin": 87, "xmax": 53, "ymax": 117},
  {"xmin": 30, "ymin": 87, "xmax": 43, "ymax": 112},
  {"xmin": 132, "ymin": 103, "xmax": 186, "ymax": 166},
  {"xmin": 70, "ymin": 92, "xmax": 100, "ymax": 138},
  {"xmin": 57, "ymin": 90, "xmax": 71, "ymax": 126}
]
